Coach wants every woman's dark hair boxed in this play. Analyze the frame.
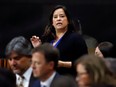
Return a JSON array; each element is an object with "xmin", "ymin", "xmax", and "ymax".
[
  {"xmin": 97, "ymin": 41, "xmax": 115, "ymax": 58},
  {"xmin": 41, "ymin": 5, "xmax": 77, "ymax": 42}
]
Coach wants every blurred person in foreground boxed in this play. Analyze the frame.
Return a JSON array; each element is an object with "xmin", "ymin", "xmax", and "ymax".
[
  {"xmin": 75, "ymin": 54, "xmax": 116, "ymax": 87},
  {"xmin": 0, "ymin": 68, "xmax": 16, "ymax": 87}
]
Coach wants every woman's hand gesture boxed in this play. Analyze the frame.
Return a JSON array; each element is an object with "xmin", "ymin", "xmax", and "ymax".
[{"xmin": 30, "ymin": 35, "xmax": 42, "ymax": 48}]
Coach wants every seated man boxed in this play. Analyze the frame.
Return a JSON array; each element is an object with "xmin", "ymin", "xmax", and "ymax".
[
  {"xmin": 31, "ymin": 43, "xmax": 61, "ymax": 87},
  {"xmin": 5, "ymin": 36, "xmax": 39, "ymax": 87}
]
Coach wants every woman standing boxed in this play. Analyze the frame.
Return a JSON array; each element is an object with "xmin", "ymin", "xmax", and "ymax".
[{"xmin": 31, "ymin": 5, "xmax": 88, "ymax": 76}]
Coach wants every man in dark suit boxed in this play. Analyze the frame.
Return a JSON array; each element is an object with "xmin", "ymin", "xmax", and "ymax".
[
  {"xmin": 5, "ymin": 36, "xmax": 39, "ymax": 87},
  {"xmin": 31, "ymin": 43, "xmax": 60, "ymax": 87}
]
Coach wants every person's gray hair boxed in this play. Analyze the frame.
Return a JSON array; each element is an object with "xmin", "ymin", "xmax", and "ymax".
[{"xmin": 5, "ymin": 36, "xmax": 32, "ymax": 56}]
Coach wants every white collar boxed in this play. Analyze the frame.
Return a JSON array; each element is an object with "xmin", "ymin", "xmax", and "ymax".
[
  {"xmin": 40, "ymin": 72, "xmax": 56, "ymax": 87},
  {"xmin": 16, "ymin": 67, "xmax": 32, "ymax": 82}
]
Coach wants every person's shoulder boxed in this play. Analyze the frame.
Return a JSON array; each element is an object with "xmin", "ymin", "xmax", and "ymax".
[
  {"xmin": 51, "ymin": 75, "xmax": 77, "ymax": 87},
  {"xmin": 53, "ymin": 72, "xmax": 61, "ymax": 80},
  {"xmin": 68, "ymin": 32, "xmax": 82, "ymax": 39},
  {"xmin": 55, "ymin": 72, "xmax": 60, "ymax": 76}
]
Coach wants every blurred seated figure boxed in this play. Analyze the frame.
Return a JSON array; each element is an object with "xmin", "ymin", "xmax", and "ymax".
[
  {"xmin": 51, "ymin": 75, "xmax": 77, "ymax": 87},
  {"xmin": 75, "ymin": 54, "xmax": 116, "ymax": 87},
  {"xmin": 74, "ymin": 19, "xmax": 98, "ymax": 54},
  {"xmin": 83, "ymin": 35, "xmax": 98, "ymax": 54},
  {"xmin": 0, "ymin": 68, "xmax": 16, "ymax": 87},
  {"xmin": 95, "ymin": 41, "xmax": 115, "ymax": 58}
]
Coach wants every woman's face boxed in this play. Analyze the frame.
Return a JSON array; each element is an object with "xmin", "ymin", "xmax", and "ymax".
[
  {"xmin": 95, "ymin": 47, "xmax": 104, "ymax": 58},
  {"xmin": 52, "ymin": 8, "xmax": 69, "ymax": 31},
  {"xmin": 76, "ymin": 63, "xmax": 91, "ymax": 87}
]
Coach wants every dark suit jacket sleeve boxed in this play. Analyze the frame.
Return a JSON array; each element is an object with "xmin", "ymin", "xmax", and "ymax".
[
  {"xmin": 29, "ymin": 73, "xmax": 40, "ymax": 87},
  {"xmin": 31, "ymin": 80, "xmax": 40, "ymax": 87}
]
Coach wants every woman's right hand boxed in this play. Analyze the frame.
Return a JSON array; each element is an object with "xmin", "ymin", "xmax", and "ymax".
[{"xmin": 30, "ymin": 35, "xmax": 42, "ymax": 48}]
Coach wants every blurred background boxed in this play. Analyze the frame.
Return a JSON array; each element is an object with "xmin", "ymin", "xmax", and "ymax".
[{"xmin": 0, "ymin": 0, "xmax": 116, "ymax": 58}]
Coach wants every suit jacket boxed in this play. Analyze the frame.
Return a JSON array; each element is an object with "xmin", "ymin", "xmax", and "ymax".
[
  {"xmin": 16, "ymin": 71, "xmax": 39, "ymax": 87},
  {"xmin": 32, "ymin": 72, "xmax": 60, "ymax": 87},
  {"xmin": 54, "ymin": 31, "xmax": 88, "ymax": 75},
  {"xmin": 29, "ymin": 73, "xmax": 39, "ymax": 87}
]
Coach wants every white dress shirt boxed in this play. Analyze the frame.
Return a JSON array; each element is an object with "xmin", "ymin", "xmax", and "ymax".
[
  {"xmin": 16, "ymin": 67, "xmax": 32, "ymax": 87},
  {"xmin": 40, "ymin": 72, "xmax": 56, "ymax": 87}
]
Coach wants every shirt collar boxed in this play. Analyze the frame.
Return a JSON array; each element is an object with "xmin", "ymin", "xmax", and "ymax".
[
  {"xmin": 16, "ymin": 67, "xmax": 32, "ymax": 82},
  {"xmin": 40, "ymin": 71, "xmax": 56, "ymax": 87}
]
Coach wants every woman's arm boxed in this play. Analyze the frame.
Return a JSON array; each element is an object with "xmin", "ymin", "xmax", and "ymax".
[{"xmin": 58, "ymin": 60, "xmax": 72, "ymax": 68}]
